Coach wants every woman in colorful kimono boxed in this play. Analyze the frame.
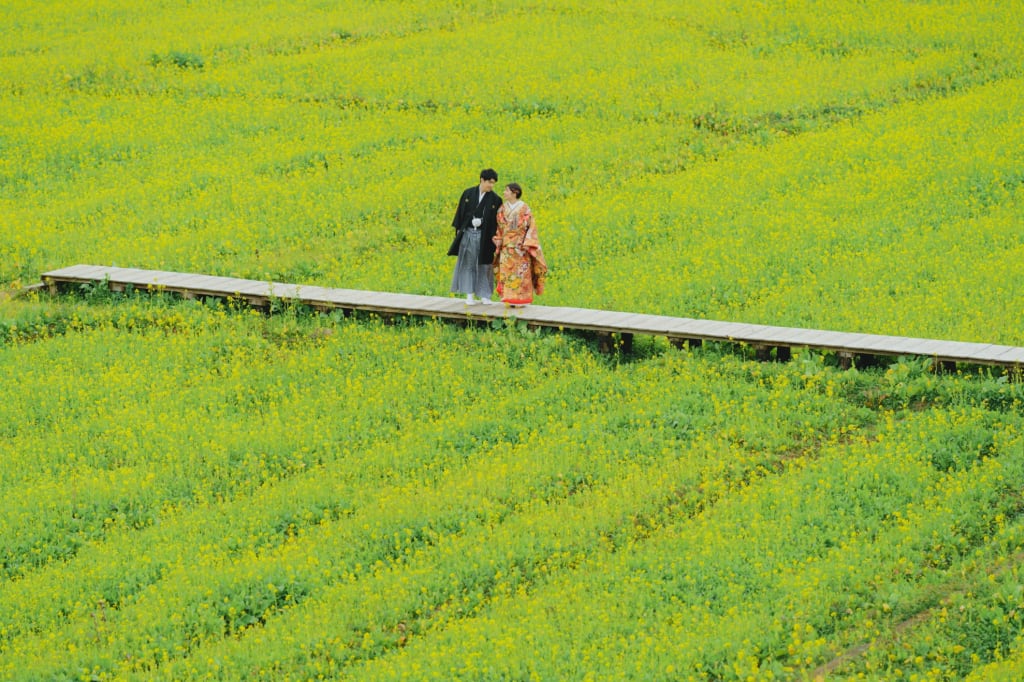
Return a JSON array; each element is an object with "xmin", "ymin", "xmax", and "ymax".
[{"xmin": 493, "ymin": 182, "xmax": 548, "ymax": 307}]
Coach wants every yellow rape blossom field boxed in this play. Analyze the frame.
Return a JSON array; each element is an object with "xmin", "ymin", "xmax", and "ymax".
[{"xmin": 3, "ymin": 1, "xmax": 1024, "ymax": 679}]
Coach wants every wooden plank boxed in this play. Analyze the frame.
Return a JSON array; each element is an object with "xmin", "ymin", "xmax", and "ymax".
[
  {"xmin": 318, "ymin": 288, "xmax": 375, "ymax": 305},
  {"xmin": 606, "ymin": 313, "xmax": 666, "ymax": 331},
  {"xmin": 381, "ymin": 294, "xmax": 451, "ymax": 314},
  {"xmin": 76, "ymin": 265, "xmax": 124, "ymax": 281},
  {"xmin": 851, "ymin": 334, "xmax": 900, "ymax": 351},
  {"xmin": 938, "ymin": 341, "xmax": 991, "ymax": 358},
  {"xmin": 483, "ymin": 308, "xmax": 553, "ymax": 327},
  {"xmin": 719, "ymin": 323, "xmax": 776, "ymax": 340},
  {"xmin": 78, "ymin": 264, "xmax": 123, "ymax": 279},
  {"xmin": 203, "ymin": 274, "xmax": 258, "ymax": 288},
  {"xmin": 402, "ymin": 294, "xmax": 452, "ymax": 309},
  {"xmin": 750, "ymin": 325, "xmax": 808, "ymax": 343},
  {"xmin": 129, "ymin": 268, "xmax": 191, "ymax": 284},
  {"xmin": 716, "ymin": 323, "xmax": 774, "ymax": 341},
  {"xmin": 622, "ymin": 313, "xmax": 693, "ymax": 334},
  {"xmin": 168, "ymin": 275, "xmax": 239, "ymax": 293},
  {"xmin": 464, "ymin": 307, "xmax": 513, "ymax": 322},
  {"xmin": 158, "ymin": 273, "xmax": 220, "ymax": 288},
  {"xmin": 136, "ymin": 270, "xmax": 222, "ymax": 290},
  {"xmin": 228, "ymin": 281, "xmax": 274, "ymax": 296},
  {"xmin": 663, "ymin": 320, "xmax": 718, "ymax": 337},
  {"xmin": 931, "ymin": 341, "xmax": 995, "ymax": 360},
  {"xmin": 538, "ymin": 306, "xmax": 588, "ymax": 322},
  {"xmin": 690, "ymin": 320, "xmax": 740, "ymax": 335},
  {"xmin": 389, "ymin": 293, "xmax": 439, "ymax": 309},
  {"xmin": 448, "ymin": 301, "xmax": 499, "ymax": 314},
  {"xmin": 966, "ymin": 346, "xmax": 1024, "ymax": 360},
  {"xmin": 413, "ymin": 297, "xmax": 466, "ymax": 313},
  {"xmin": 566, "ymin": 310, "xmax": 636, "ymax": 329},
  {"xmin": 105, "ymin": 268, "xmax": 167, "ymax": 285},
  {"xmin": 292, "ymin": 286, "xmax": 336, "ymax": 303},
  {"xmin": 311, "ymin": 289, "xmax": 383, "ymax": 311},
  {"xmin": 848, "ymin": 334, "xmax": 910, "ymax": 353},
  {"xmin": 544, "ymin": 308, "xmax": 603, "ymax": 325},
  {"xmin": 574, "ymin": 314, "xmax": 651, "ymax": 333},
  {"xmin": 898, "ymin": 339, "xmax": 953, "ymax": 356},
  {"xmin": 363, "ymin": 293, "xmax": 428, "ymax": 312},
  {"xmin": 135, "ymin": 268, "xmax": 193, "ymax": 280},
  {"xmin": 44, "ymin": 264, "xmax": 112, "ymax": 281},
  {"xmin": 75, "ymin": 264, "xmax": 115, "ymax": 277},
  {"xmin": 119, "ymin": 270, "xmax": 185, "ymax": 286},
  {"xmin": 675, "ymin": 320, "xmax": 740, "ymax": 337},
  {"xmin": 203, "ymin": 276, "xmax": 260, "ymax": 292},
  {"xmin": 994, "ymin": 347, "xmax": 1024, "ymax": 364},
  {"xmin": 446, "ymin": 300, "xmax": 499, "ymax": 315},
  {"xmin": 736, "ymin": 325, "xmax": 783, "ymax": 342},
  {"xmin": 206, "ymin": 278, "xmax": 266, "ymax": 295},
  {"xmin": 788, "ymin": 329, "xmax": 850, "ymax": 346},
  {"xmin": 508, "ymin": 305, "xmax": 567, "ymax": 323},
  {"xmin": 751, "ymin": 327, "xmax": 808, "ymax": 344},
  {"xmin": 862, "ymin": 337, "xmax": 926, "ymax": 355},
  {"xmin": 774, "ymin": 328, "xmax": 840, "ymax": 346},
  {"xmin": 41, "ymin": 265, "xmax": 88, "ymax": 279},
  {"xmin": 820, "ymin": 333, "xmax": 880, "ymax": 351},
  {"xmin": 266, "ymin": 284, "xmax": 300, "ymax": 299},
  {"xmin": 576, "ymin": 309, "xmax": 629, "ymax": 323},
  {"xmin": 781, "ymin": 327, "xmax": 827, "ymax": 343},
  {"xmin": 137, "ymin": 272, "xmax": 200, "ymax": 288},
  {"xmin": 504, "ymin": 311, "xmax": 558, "ymax": 327},
  {"xmin": 75, "ymin": 265, "xmax": 123, "ymax": 279},
  {"xmin": 333, "ymin": 288, "xmax": 379, "ymax": 302},
  {"xmin": 858, "ymin": 336, "xmax": 925, "ymax": 354}
]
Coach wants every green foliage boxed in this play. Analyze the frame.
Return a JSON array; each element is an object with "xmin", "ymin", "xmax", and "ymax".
[
  {"xmin": 149, "ymin": 50, "xmax": 204, "ymax": 70},
  {"xmin": 2, "ymin": 0, "xmax": 1024, "ymax": 678},
  {"xmin": 1, "ymin": 295, "xmax": 1022, "ymax": 678}
]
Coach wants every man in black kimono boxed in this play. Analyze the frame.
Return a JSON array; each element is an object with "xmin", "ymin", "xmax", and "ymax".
[{"xmin": 449, "ymin": 168, "xmax": 503, "ymax": 304}]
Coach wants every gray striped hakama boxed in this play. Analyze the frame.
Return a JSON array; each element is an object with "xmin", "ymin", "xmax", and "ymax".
[{"xmin": 449, "ymin": 229, "xmax": 494, "ymax": 299}]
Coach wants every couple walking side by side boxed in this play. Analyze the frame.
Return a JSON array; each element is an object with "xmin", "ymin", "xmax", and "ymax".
[{"xmin": 448, "ymin": 168, "xmax": 548, "ymax": 307}]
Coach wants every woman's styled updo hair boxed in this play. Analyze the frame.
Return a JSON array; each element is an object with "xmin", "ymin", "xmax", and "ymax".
[{"xmin": 506, "ymin": 182, "xmax": 522, "ymax": 199}]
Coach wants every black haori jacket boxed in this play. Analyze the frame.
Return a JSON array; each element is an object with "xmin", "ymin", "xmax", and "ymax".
[{"xmin": 448, "ymin": 186, "xmax": 503, "ymax": 264}]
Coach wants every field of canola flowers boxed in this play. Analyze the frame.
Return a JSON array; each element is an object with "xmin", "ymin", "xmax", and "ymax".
[{"xmin": 3, "ymin": 0, "xmax": 1024, "ymax": 679}]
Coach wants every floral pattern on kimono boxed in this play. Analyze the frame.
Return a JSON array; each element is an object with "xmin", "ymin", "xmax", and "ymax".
[{"xmin": 493, "ymin": 201, "xmax": 548, "ymax": 305}]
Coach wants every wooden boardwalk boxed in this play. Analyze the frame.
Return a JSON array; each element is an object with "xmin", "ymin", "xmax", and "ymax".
[{"xmin": 40, "ymin": 264, "xmax": 1024, "ymax": 369}]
